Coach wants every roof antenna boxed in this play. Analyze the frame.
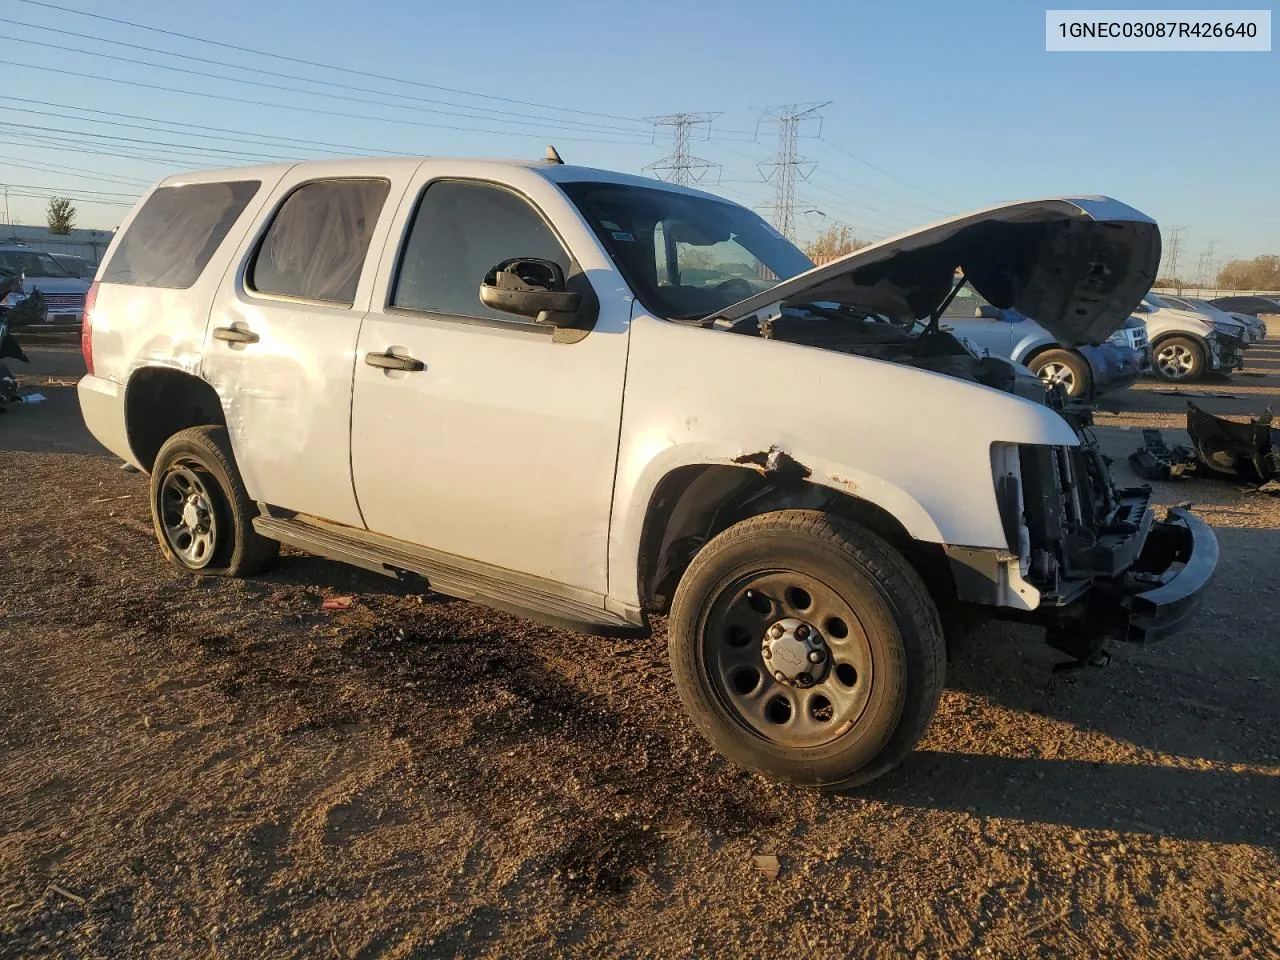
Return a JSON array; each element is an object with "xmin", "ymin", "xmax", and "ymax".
[{"xmin": 544, "ymin": 145, "xmax": 564, "ymax": 164}]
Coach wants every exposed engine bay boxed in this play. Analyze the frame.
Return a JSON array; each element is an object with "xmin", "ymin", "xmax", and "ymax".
[{"xmin": 722, "ymin": 298, "xmax": 1052, "ymax": 404}]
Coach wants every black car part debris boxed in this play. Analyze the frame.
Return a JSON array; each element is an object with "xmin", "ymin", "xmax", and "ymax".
[
  {"xmin": 1186, "ymin": 402, "xmax": 1280, "ymax": 483},
  {"xmin": 1129, "ymin": 429, "xmax": 1198, "ymax": 481}
]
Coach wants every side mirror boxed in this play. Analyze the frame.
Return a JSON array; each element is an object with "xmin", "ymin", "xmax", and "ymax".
[
  {"xmin": 1133, "ymin": 302, "xmax": 1151, "ymax": 314},
  {"xmin": 479, "ymin": 258, "xmax": 581, "ymax": 325},
  {"xmin": 976, "ymin": 305, "xmax": 1003, "ymax": 320}
]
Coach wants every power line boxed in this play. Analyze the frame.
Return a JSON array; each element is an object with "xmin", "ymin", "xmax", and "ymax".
[
  {"xmin": 808, "ymin": 169, "xmax": 954, "ymax": 218},
  {"xmin": 0, "ymin": 129, "xmax": 284, "ymax": 169},
  {"xmin": 0, "ymin": 96, "xmax": 402, "ymax": 158},
  {"xmin": 817, "ymin": 137, "xmax": 967, "ymax": 209},
  {"xmin": 0, "ymin": 189, "xmax": 131, "ymax": 208},
  {"xmin": 757, "ymin": 103, "xmax": 828, "ymax": 241},
  {"xmin": 644, "ymin": 113, "xmax": 721, "ymax": 187},
  {"xmin": 15, "ymin": 0, "xmax": 651, "ymax": 127},
  {"xmin": 0, "ymin": 121, "xmax": 298, "ymax": 163},
  {"xmin": 0, "ymin": 154, "xmax": 152, "ymax": 187},
  {"xmin": 1, "ymin": 30, "xmax": 652, "ymax": 140},
  {"xmin": 2, "ymin": 60, "xmax": 651, "ymax": 146},
  {"xmin": 0, "ymin": 181, "xmax": 137, "ymax": 199}
]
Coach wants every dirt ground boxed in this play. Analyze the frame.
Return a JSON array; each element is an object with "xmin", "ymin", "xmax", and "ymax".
[{"xmin": 1, "ymin": 340, "xmax": 1278, "ymax": 959}]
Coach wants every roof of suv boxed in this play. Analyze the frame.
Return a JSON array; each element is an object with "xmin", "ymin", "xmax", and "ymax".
[{"xmin": 157, "ymin": 157, "xmax": 731, "ymax": 203}]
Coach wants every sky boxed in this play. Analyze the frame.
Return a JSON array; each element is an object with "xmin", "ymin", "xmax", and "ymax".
[{"xmin": 0, "ymin": 0, "xmax": 1275, "ymax": 276}]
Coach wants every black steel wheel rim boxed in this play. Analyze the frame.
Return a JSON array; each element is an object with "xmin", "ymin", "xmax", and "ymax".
[
  {"xmin": 158, "ymin": 460, "xmax": 219, "ymax": 569},
  {"xmin": 701, "ymin": 569, "xmax": 875, "ymax": 749}
]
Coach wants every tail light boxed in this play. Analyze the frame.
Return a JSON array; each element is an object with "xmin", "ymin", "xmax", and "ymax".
[{"xmin": 81, "ymin": 281, "xmax": 98, "ymax": 375}]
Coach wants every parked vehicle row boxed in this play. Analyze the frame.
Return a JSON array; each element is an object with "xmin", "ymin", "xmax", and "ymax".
[{"xmin": 76, "ymin": 157, "xmax": 1218, "ymax": 789}]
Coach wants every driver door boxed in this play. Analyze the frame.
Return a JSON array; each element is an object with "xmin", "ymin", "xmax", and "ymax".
[{"xmin": 349, "ymin": 167, "xmax": 630, "ymax": 594}]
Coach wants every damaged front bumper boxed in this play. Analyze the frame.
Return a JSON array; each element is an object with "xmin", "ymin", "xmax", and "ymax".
[
  {"xmin": 949, "ymin": 504, "xmax": 1219, "ymax": 649},
  {"xmin": 1104, "ymin": 507, "xmax": 1219, "ymax": 642}
]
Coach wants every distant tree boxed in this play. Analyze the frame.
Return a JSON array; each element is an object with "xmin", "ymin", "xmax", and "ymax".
[
  {"xmin": 1155, "ymin": 275, "xmax": 1185, "ymax": 288},
  {"xmin": 1216, "ymin": 255, "xmax": 1280, "ymax": 291},
  {"xmin": 46, "ymin": 197, "xmax": 77, "ymax": 235},
  {"xmin": 803, "ymin": 223, "xmax": 869, "ymax": 263}
]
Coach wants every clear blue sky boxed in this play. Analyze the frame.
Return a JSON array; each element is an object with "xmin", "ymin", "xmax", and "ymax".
[{"xmin": 0, "ymin": 0, "xmax": 1275, "ymax": 275}]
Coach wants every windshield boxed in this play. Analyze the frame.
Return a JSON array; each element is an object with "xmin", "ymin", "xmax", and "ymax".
[
  {"xmin": 559, "ymin": 181, "xmax": 813, "ymax": 320},
  {"xmin": 0, "ymin": 250, "xmax": 72, "ymax": 279},
  {"xmin": 1144, "ymin": 292, "xmax": 1171, "ymax": 310}
]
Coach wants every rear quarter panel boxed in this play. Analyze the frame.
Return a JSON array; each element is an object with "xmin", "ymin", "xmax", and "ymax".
[{"xmin": 87, "ymin": 166, "xmax": 294, "ymax": 387}]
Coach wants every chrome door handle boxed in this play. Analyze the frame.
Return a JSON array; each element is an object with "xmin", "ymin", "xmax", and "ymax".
[
  {"xmin": 365, "ymin": 350, "xmax": 424, "ymax": 372},
  {"xmin": 213, "ymin": 325, "xmax": 259, "ymax": 344}
]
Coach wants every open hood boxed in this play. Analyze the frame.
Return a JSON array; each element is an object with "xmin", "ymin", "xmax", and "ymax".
[{"xmin": 709, "ymin": 197, "xmax": 1162, "ymax": 347}]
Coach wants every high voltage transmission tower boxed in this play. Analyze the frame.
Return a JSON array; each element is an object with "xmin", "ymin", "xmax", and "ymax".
[
  {"xmin": 1196, "ymin": 239, "xmax": 1218, "ymax": 288},
  {"xmin": 757, "ymin": 102, "xmax": 829, "ymax": 241},
  {"xmin": 644, "ymin": 112, "xmax": 721, "ymax": 186},
  {"xmin": 1163, "ymin": 225, "xmax": 1186, "ymax": 289}
]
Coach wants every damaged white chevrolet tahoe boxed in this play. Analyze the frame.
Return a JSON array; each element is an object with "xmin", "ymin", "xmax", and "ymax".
[{"xmin": 78, "ymin": 156, "xmax": 1218, "ymax": 788}]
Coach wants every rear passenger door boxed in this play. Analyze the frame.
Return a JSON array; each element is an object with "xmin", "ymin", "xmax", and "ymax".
[{"xmin": 202, "ymin": 163, "xmax": 418, "ymax": 527}]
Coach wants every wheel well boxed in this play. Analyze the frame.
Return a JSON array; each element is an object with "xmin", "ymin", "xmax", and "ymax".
[
  {"xmin": 637, "ymin": 465, "xmax": 954, "ymax": 615},
  {"xmin": 124, "ymin": 368, "xmax": 226, "ymax": 472},
  {"xmin": 1020, "ymin": 343, "xmax": 1063, "ymax": 367}
]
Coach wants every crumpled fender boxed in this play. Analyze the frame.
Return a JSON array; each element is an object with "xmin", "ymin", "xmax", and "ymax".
[{"xmin": 607, "ymin": 313, "xmax": 1080, "ymax": 607}]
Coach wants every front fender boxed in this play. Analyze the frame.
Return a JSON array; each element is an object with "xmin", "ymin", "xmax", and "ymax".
[
  {"xmin": 607, "ymin": 313, "xmax": 1080, "ymax": 607},
  {"xmin": 1011, "ymin": 332, "xmax": 1058, "ymax": 365}
]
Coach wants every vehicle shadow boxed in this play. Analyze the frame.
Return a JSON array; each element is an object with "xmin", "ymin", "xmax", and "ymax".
[
  {"xmin": 256, "ymin": 551, "xmax": 453, "ymax": 603},
  {"xmin": 942, "ymin": 523, "xmax": 1280, "ymax": 771},
  {"xmin": 855, "ymin": 750, "xmax": 1279, "ymax": 847}
]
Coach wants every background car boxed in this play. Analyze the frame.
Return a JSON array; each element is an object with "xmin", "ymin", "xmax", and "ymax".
[
  {"xmin": 1209, "ymin": 294, "xmax": 1280, "ymax": 316},
  {"xmin": 0, "ymin": 243, "xmax": 91, "ymax": 325},
  {"xmin": 50, "ymin": 253, "xmax": 98, "ymax": 280},
  {"xmin": 1138, "ymin": 292, "xmax": 1244, "ymax": 382},
  {"xmin": 1209, "ymin": 294, "xmax": 1277, "ymax": 343},
  {"xmin": 940, "ymin": 282, "xmax": 1148, "ymax": 399},
  {"xmin": 1160, "ymin": 293, "xmax": 1264, "ymax": 344}
]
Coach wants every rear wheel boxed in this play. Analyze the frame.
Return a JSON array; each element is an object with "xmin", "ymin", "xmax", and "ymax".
[
  {"xmin": 149, "ymin": 425, "xmax": 278, "ymax": 577},
  {"xmin": 1030, "ymin": 348, "xmax": 1092, "ymax": 399},
  {"xmin": 668, "ymin": 510, "xmax": 945, "ymax": 788},
  {"xmin": 1152, "ymin": 335, "xmax": 1207, "ymax": 382}
]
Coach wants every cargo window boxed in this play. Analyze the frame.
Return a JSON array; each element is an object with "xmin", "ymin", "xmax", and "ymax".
[
  {"xmin": 391, "ymin": 180, "xmax": 570, "ymax": 322},
  {"xmin": 102, "ymin": 180, "xmax": 259, "ymax": 289},
  {"xmin": 249, "ymin": 178, "xmax": 390, "ymax": 306}
]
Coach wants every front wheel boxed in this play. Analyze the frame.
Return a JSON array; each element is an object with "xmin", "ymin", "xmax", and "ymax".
[
  {"xmin": 1152, "ymin": 335, "xmax": 1207, "ymax": 382},
  {"xmin": 667, "ymin": 510, "xmax": 945, "ymax": 788},
  {"xmin": 1030, "ymin": 348, "xmax": 1092, "ymax": 399}
]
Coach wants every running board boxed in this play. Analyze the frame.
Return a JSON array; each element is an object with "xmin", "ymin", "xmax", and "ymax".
[{"xmin": 252, "ymin": 514, "xmax": 645, "ymax": 636}]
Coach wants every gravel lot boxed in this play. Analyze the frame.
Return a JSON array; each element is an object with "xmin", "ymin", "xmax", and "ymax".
[{"xmin": 1, "ymin": 341, "xmax": 1278, "ymax": 959}]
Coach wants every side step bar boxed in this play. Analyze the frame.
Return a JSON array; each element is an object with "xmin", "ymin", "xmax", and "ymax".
[{"xmin": 252, "ymin": 514, "xmax": 646, "ymax": 637}]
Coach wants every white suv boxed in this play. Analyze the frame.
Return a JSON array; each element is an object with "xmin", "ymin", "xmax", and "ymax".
[{"xmin": 78, "ymin": 158, "xmax": 1218, "ymax": 787}]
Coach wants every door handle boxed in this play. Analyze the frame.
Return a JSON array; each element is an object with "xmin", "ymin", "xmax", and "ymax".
[
  {"xmin": 213, "ymin": 325, "xmax": 260, "ymax": 345},
  {"xmin": 365, "ymin": 350, "xmax": 424, "ymax": 372}
]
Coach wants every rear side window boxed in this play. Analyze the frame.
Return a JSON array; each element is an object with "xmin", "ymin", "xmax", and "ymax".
[
  {"xmin": 249, "ymin": 179, "xmax": 389, "ymax": 306},
  {"xmin": 102, "ymin": 181, "xmax": 259, "ymax": 289},
  {"xmin": 391, "ymin": 179, "xmax": 570, "ymax": 321}
]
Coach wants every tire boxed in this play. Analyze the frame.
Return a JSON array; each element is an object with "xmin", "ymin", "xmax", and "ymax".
[
  {"xmin": 149, "ymin": 425, "xmax": 279, "ymax": 577},
  {"xmin": 1029, "ymin": 348, "xmax": 1093, "ymax": 399},
  {"xmin": 668, "ymin": 509, "xmax": 945, "ymax": 788},
  {"xmin": 1152, "ymin": 335, "xmax": 1207, "ymax": 382}
]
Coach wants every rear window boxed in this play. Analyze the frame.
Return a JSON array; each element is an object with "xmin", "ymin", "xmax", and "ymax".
[
  {"xmin": 102, "ymin": 181, "xmax": 259, "ymax": 289},
  {"xmin": 248, "ymin": 178, "xmax": 389, "ymax": 306}
]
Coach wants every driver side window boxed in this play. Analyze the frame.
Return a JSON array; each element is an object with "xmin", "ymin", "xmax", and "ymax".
[{"xmin": 391, "ymin": 179, "xmax": 571, "ymax": 323}]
